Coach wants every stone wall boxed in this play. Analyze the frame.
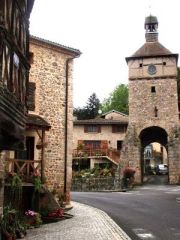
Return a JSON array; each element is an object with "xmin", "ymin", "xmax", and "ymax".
[
  {"xmin": 72, "ymin": 177, "xmax": 116, "ymax": 191},
  {"xmin": 129, "ymin": 78, "xmax": 179, "ymax": 127},
  {"xmin": 168, "ymin": 127, "xmax": 180, "ymax": 184},
  {"xmin": 118, "ymin": 125, "xmax": 142, "ymax": 183},
  {"xmin": 29, "ymin": 38, "xmax": 76, "ymax": 196}
]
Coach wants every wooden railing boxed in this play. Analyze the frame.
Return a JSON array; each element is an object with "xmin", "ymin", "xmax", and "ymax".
[
  {"xmin": 5, "ymin": 158, "xmax": 41, "ymax": 180},
  {"xmin": 73, "ymin": 148, "xmax": 120, "ymax": 165}
]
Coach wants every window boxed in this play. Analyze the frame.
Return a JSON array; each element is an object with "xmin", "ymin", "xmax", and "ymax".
[
  {"xmin": 163, "ymin": 62, "xmax": 166, "ymax": 66},
  {"xmin": 154, "ymin": 106, "xmax": 158, "ymax": 117},
  {"xmin": 84, "ymin": 125, "xmax": 101, "ymax": 133},
  {"xmin": 15, "ymin": 136, "xmax": 35, "ymax": 160},
  {"xmin": 84, "ymin": 141, "xmax": 101, "ymax": 149},
  {"xmin": 112, "ymin": 125, "xmax": 126, "ymax": 133},
  {"xmin": 139, "ymin": 63, "xmax": 143, "ymax": 67},
  {"xmin": 151, "ymin": 86, "xmax": 156, "ymax": 93},
  {"xmin": 27, "ymin": 82, "xmax": 36, "ymax": 111},
  {"xmin": 29, "ymin": 52, "xmax": 34, "ymax": 64},
  {"xmin": 117, "ymin": 141, "xmax": 123, "ymax": 150}
]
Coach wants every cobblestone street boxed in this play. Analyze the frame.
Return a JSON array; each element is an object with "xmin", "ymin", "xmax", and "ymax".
[{"xmin": 24, "ymin": 202, "xmax": 131, "ymax": 240}]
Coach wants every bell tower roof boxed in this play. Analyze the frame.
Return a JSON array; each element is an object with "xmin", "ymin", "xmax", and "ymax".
[{"xmin": 145, "ymin": 15, "xmax": 158, "ymax": 29}]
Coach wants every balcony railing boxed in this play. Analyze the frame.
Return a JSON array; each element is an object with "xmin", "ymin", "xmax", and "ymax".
[
  {"xmin": 73, "ymin": 148, "xmax": 120, "ymax": 165},
  {"xmin": 5, "ymin": 158, "xmax": 41, "ymax": 183}
]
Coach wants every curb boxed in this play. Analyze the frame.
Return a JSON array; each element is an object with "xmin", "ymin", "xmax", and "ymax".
[{"xmin": 72, "ymin": 201, "xmax": 132, "ymax": 240}]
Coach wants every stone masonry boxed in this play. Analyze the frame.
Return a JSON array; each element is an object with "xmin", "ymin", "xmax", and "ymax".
[{"xmin": 29, "ymin": 36, "xmax": 81, "ymax": 198}]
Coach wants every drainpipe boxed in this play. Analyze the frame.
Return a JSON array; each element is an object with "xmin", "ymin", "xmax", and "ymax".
[{"xmin": 64, "ymin": 54, "xmax": 80, "ymax": 196}]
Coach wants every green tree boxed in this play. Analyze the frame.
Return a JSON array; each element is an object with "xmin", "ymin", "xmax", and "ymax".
[
  {"xmin": 74, "ymin": 93, "xmax": 100, "ymax": 120},
  {"xmin": 101, "ymin": 84, "xmax": 128, "ymax": 114}
]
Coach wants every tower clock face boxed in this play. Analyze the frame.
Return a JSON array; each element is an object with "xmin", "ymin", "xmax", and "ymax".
[{"xmin": 148, "ymin": 64, "xmax": 156, "ymax": 75}]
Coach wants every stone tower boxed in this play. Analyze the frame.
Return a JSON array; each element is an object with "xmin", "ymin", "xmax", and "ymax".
[{"xmin": 120, "ymin": 15, "xmax": 180, "ymax": 184}]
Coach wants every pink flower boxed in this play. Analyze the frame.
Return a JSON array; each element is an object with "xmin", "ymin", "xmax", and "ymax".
[{"xmin": 25, "ymin": 210, "xmax": 37, "ymax": 216}]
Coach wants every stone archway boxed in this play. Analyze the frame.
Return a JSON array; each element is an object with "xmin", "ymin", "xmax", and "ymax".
[
  {"xmin": 139, "ymin": 126, "xmax": 168, "ymax": 184},
  {"xmin": 139, "ymin": 126, "xmax": 168, "ymax": 148}
]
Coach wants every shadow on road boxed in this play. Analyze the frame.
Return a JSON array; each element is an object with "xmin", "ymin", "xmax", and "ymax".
[{"xmin": 143, "ymin": 174, "xmax": 168, "ymax": 185}]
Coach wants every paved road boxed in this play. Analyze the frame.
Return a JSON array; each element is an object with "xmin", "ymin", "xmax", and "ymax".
[{"xmin": 72, "ymin": 183, "xmax": 180, "ymax": 240}]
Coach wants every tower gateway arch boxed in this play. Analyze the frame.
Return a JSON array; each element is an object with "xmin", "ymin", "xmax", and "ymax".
[{"xmin": 120, "ymin": 15, "xmax": 180, "ymax": 184}]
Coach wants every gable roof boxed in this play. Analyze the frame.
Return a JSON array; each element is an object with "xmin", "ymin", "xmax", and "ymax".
[
  {"xmin": 74, "ymin": 118, "xmax": 128, "ymax": 125},
  {"xmin": 30, "ymin": 35, "xmax": 81, "ymax": 57},
  {"xmin": 99, "ymin": 109, "xmax": 128, "ymax": 118},
  {"xmin": 126, "ymin": 42, "xmax": 178, "ymax": 62}
]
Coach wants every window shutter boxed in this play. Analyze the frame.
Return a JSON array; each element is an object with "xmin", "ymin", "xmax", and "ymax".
[
  {"xmin": 98, "ymin": 125, "xmax": 101, "ymax": 133},
  {"xmin": 28, "ymin": 52, "xmax": 34, "ymax": 64},
  {"xmin": 112, "ymin": 125, "xmax": 116, "ymax": 133},
  {"xmin": 27, "ymin": 82, "xmax": 36, "ymax": 111},
  {"xmin": 101, "ymin": 140, "xmax": 108, "ymax": 149},
  {"xmin": 84, "ymin": 125, "xmax": 88, "ymax": 133}
]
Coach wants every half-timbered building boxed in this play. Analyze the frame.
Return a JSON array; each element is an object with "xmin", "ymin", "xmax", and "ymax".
[{"xmin": 0, "ymin": 0, "xmax": 34, "ymax": 150}]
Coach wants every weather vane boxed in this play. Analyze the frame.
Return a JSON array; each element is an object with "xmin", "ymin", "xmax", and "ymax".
[{"xmin": 148, "ymin": 0, "xmax": 152, "ymax": 15}]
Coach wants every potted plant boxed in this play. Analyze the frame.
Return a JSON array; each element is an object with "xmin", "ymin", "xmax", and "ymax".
[
  {"xmin": 122, "ymin": 167, "xmax": 136, "ymax": 189},
  {"xmin": 1, "ymin": 206, "xmax": 27, "ymax": 240},
  {"xmin": 24, "ymin": 210, "xmax": 42, "ymax": 228}
]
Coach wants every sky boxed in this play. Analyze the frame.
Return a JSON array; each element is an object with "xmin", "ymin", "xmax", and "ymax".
[{"xmin": 30, "ymin": 0, "xmax": 180, "ymax": 108}]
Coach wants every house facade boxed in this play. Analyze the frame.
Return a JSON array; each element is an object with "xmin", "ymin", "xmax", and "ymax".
[
  {"xmin": 27, "ymin": 36, "xmax": 81, "ymax": 203},
  {"xmin": 73, "ymin": 110, "xmax": 128, "ymax": 170}
]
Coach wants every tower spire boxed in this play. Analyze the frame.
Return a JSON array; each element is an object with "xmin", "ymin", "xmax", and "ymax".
[{"xmin": 145, "ymin": 15, "xmax": 158, "ymax": 42}]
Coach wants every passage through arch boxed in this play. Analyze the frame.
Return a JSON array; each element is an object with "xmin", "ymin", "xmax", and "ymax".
[{"xmin": 139, "ymin": 126, "xmax": 168, "ymax": 184}]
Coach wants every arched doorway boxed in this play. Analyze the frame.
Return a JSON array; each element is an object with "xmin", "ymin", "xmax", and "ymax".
[{"xmin": 139, "ymin": 126, "xmax": 168, "ymax": 185}]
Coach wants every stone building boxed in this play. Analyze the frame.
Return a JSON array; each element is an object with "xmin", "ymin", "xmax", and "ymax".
[
  {"xmin": 73, "ymin": 110, "xmax": 128, "ymax": 170},
  {"xmin": 28, "ymin": 36, "xmax": 81, "ymax": 201},
  {"xmin": 120, "ymin": 15, "xmax": 180, "ymax": 184}
]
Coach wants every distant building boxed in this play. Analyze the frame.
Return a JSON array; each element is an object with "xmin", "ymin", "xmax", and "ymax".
[{"xmin": 73, "ymin": 110, "xmax": 128, "ymax": 170}]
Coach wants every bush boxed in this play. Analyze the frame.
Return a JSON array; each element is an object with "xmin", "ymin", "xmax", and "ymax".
[{"xmin": 123, "ymin": 167, "xmax": 135, "ymax": 179}]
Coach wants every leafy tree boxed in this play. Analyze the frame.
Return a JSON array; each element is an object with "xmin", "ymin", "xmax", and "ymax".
[
  {"xmin": 74, "ymin": 93, "xmax": 100, "ymax": 120},
  {"xmin": 101, "ymin": 84, "xmax": 128, "ymax": 114}
]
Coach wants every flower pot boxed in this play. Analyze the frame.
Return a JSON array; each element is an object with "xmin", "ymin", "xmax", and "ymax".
[{"xmin": 2, "ymin": 230, "xmax": 15, "ymax": 240}]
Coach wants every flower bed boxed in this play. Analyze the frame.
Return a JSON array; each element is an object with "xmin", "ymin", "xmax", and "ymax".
[{"xmin": 41, "ymin": 208, "xmax": 73, "ymax": 224}]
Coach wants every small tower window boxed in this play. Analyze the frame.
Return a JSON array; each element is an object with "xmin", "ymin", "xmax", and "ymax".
[
  {"xmin": 139, "ymin": 63, "xmax": 143, "ymax": 68},
  {"xmin": 154, "ymin": 106, "xmax": 158, "ymax": 117},
  {"xmin": 163, "ymin": 62, "xmax": 166, "ymax": 66},
  {"xmin": 151, "ymin": 86, "xmax": 156, "ymax": 93}
]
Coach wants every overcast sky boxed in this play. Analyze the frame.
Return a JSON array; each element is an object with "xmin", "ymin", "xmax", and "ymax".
[{"xmin": 30, "ymin": 0, "xmax": 180, "ymax": 107}]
